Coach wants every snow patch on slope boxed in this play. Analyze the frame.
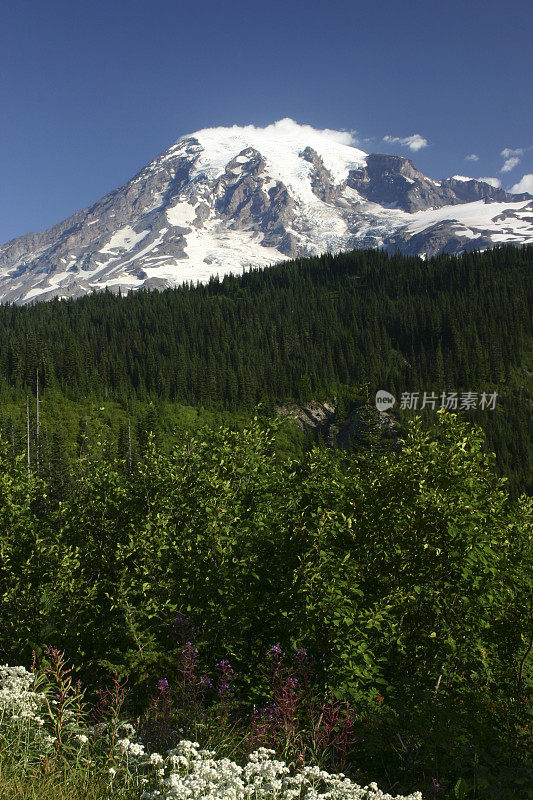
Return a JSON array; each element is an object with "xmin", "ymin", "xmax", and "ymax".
[
  {"xmin": 405, "ymin": 200, "xmax": 532, "ymax": 235},
  {"xmin": 166, "ymin": 202, "xmax": 197, "ymax": 227},
  {"xmin": 100, "ymin": 226, "xmax": 149, "ymax": 253},
  {"xmin": 147, "ymin": 221, "xmax": 287, "ymax": 284}
]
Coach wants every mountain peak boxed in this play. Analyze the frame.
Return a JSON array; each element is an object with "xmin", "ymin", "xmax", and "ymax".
[
  {"xmin": 0, "ymin": 120, "xmax": 532, "ymax": 304},
  {"xmin": 173, "ymin": 119, "xmax": 367, "ymax": 198}
]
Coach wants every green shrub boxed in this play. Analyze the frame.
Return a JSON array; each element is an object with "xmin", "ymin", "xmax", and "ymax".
[{"xmin": 0, "ymin": 412, "xmax": 531, "ymax": 797}]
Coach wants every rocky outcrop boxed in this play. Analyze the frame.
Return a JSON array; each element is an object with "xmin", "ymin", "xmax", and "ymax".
[
  {"xmin": 441, "ymin": 177, "xmax": 531, "ymax": 204},
  {"xmin": 347, "ymin": 153, "xmax": 455, "ymax": 211},
  {"xmin": 347, "ymin": 154, "xmax": 529, "ymax": 212},
  {"xmin": 277, "ymin": 400, "xmax": 399, "ymax": 451},
  {"xmin": 387, "ymin": 221, "xmax": 489, "ymax": 257},
  {"xmin": 301, "ymin": 147, "xmax": 341, "ymax": 203}
]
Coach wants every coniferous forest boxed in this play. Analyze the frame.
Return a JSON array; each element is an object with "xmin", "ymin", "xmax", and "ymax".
[
  {"xmin": 0, "ymin": 245, "xmax": 532, "ymax": 800},
  {"xmin": 0, "ymin": 245, "xmax": 531, "ymax": 493}
]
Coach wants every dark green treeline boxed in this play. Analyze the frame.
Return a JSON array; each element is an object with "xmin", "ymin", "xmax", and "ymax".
[{"xmin": 0, "ymin": 245, "xmax": 531, "ymax": 492}]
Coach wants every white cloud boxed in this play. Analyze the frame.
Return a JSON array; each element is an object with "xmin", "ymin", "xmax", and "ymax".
[
  {"xmin": 478, "ymin": 177, "xmax": 501, "ymax": 188},
  {"xmin": 465, "ymin": 153, "xmax": 479, "ymax": 161},
  {"xmin": 383, "ymin": 134, "xmax": 428, "ymax": 152},
  {"xmin": 452, "ymin": 175, "xmax": 502, "ymax": 189},
  {"xmin": 501, "ymin": 156, "xmax": 521, "ymax": 173},
  {"xmin": 263, "ymin": 118, "xmax": 360, "ymax": 147},
  {"xmin": 510, "ymin": 173, "xmax": 533, "ymax": 194},
  {"xmin": 184, "ymin": 118, "xmax": 360, "ymax": 148},
  {"xmin": 501, "ymin": 147, "xmax": 524, "ymax": 158},
  {"xmin": 500, "ymin": 147, "xmax": 524, "ymax": 173}
]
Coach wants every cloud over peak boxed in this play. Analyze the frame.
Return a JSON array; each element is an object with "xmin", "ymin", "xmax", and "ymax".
[
  {"xmin": 383, "ymin": 133, "xmax": 428, "ymax": 152},
  {"xmin": 182, "ymin": 118, "xmax": 360, "ymax": 148}
]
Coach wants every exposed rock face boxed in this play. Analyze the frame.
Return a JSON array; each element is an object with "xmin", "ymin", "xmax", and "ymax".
[
  {"xmin": 1, "ymin": 121, "xmax": 532, "ymax": 304},
  {"xmin": 441, "ymin": 177, "xmax": 530, "ymax": 204},
  {"xmin": 277, "ymin": 401, "xmax": 337, "ymax": 431},
  {"xmin": 347, "ymin": 153, "xmax": 454, "ymax": 211},
  {"xmin": 346, "ymin": 154, "xmax": 529, "ymax": 213},
  {"xmin": 301, "ymin": 147, "xmax": 342, "ymax": 203},
  {"xmin": 388, "ymin": 221, "xmax": 489, "ymax": 257},
  {"xmin": 277, "ymin": 400, "xmax": 399, "ymax": 451}
]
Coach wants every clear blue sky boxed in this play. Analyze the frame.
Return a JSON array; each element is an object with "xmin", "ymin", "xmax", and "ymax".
[{"xmin": 1, "ymin": 0, "xmax": 531, "ymax": 243}]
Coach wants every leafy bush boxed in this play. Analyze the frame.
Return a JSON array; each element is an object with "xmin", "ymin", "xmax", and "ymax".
[{"xmin": 0, "ymin": 412, "xmax": 531, "ymax": 797}]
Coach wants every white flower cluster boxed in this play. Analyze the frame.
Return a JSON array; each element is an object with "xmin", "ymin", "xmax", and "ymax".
[
  {"xmin": 1, "ymin": 667, "xmax": 422, "ymax": 800},
  {"xmin": 1, "ymin": 664, "xmax": 104, "ymax": 756},
  {"xmin": 118, "ymin": 736, "xmax": 148, "ymax": 759},
  {"xmin": 141, "ymin": 740, "xmax": 423, "ymax": 800},
  {"xmin": 0, "ymin": 665, "xmax": 46, "ymax": 727}
]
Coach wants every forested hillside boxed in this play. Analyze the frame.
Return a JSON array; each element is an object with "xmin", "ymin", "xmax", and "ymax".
[{"xmin": 0, "ymin": 245, "xmax": 531, "ymax": 493}]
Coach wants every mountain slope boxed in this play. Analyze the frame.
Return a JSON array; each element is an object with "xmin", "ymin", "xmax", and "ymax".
[{"xmin": 1, "ymin": 119, "xmax": 532, "ymax": 304}]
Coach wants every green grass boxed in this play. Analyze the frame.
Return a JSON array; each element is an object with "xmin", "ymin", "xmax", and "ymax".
[{"xmin": 0, "ymin": 761, "xmax": 137, "ymax": 800}]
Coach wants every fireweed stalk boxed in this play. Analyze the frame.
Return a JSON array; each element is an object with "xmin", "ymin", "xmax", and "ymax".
[
  {"xmin": 92, "ymin": 670, "xmax": 129, "ymax": 764},
  {"xmin": 248, "ymin": 645, "xmax": 358, "ymax": 771},
  {"xmin": 142, "ymin": 640, "xmax": 360, "ymax": 773}
]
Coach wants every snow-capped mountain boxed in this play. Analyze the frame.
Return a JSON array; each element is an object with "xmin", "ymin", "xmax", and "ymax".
[{"xmin": 1, "ymin": 119, "xmax": 532, "ymax": 304}]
